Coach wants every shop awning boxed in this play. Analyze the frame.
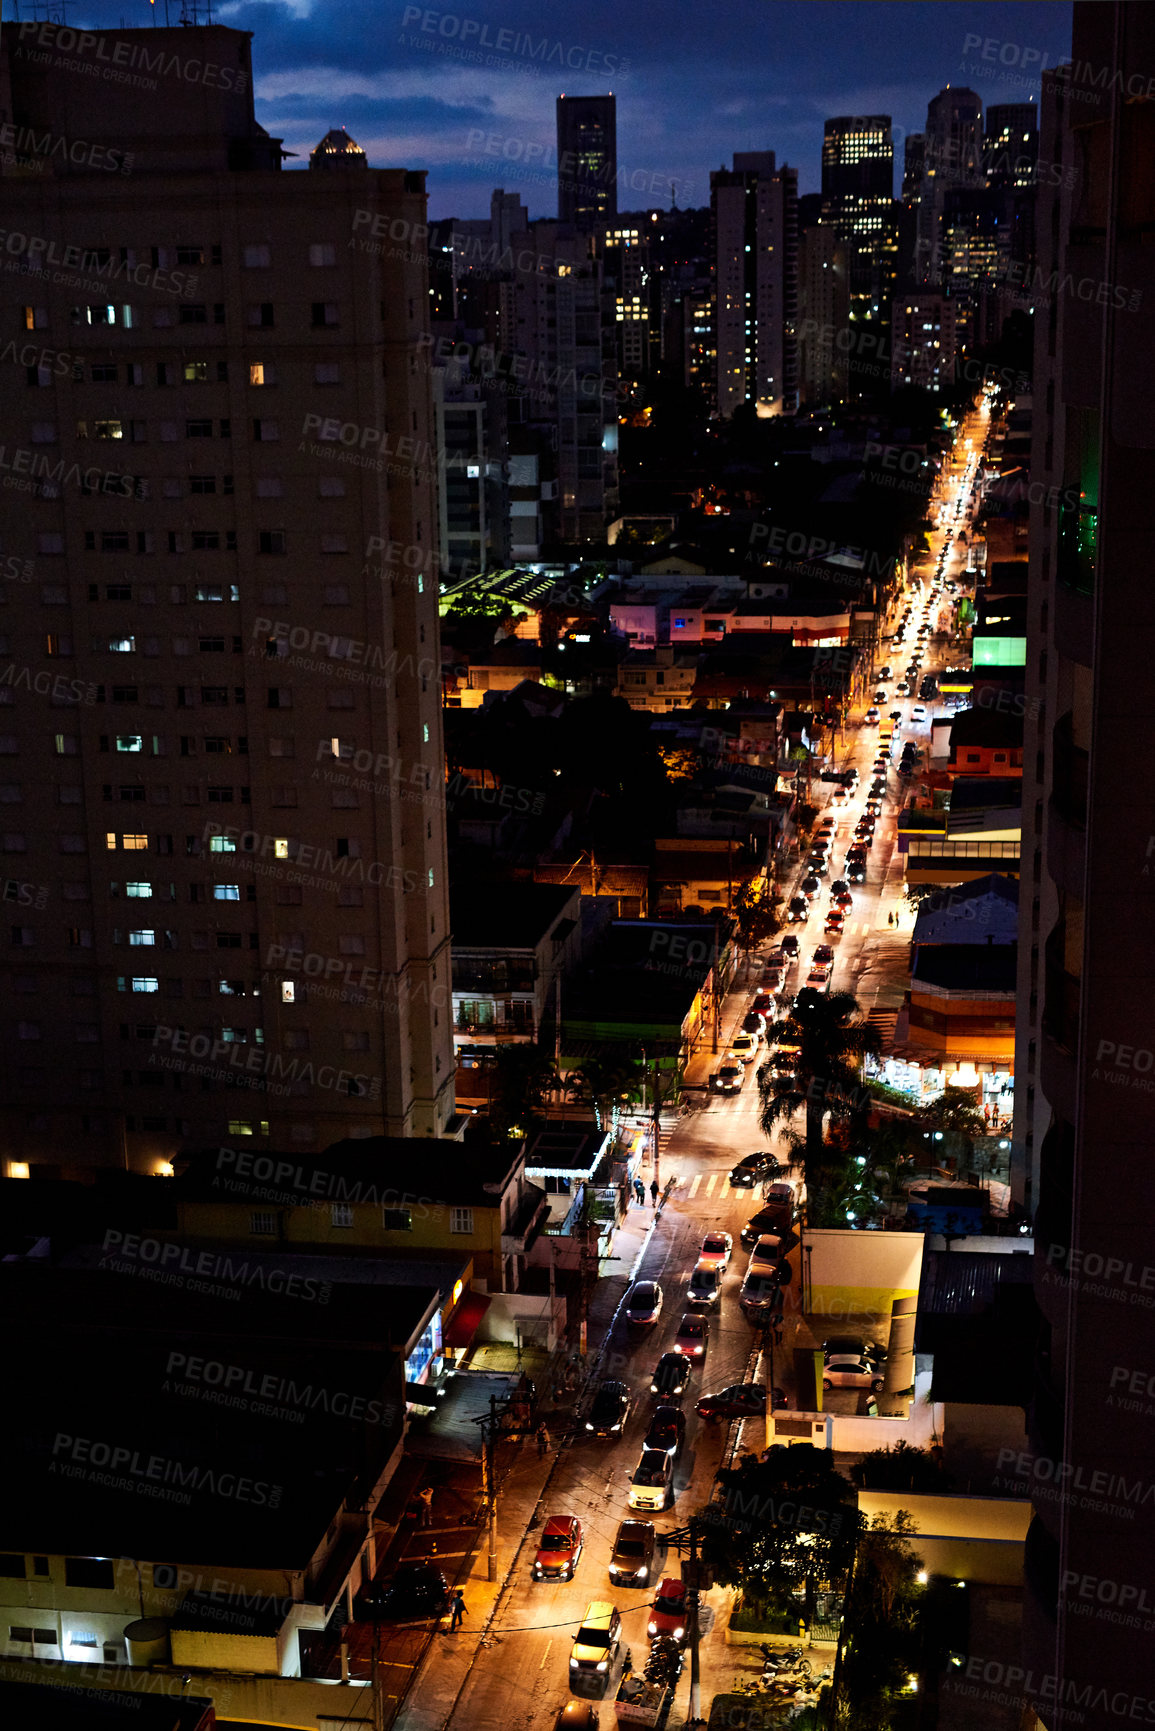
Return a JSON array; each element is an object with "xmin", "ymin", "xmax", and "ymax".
[{"xmin": 443, "ymin": 1290, "xmax": 491, "ymax": 1350}]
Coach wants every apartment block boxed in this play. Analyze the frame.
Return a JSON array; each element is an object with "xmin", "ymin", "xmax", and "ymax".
[
  {"xmin": 711, "ymin": 151, "xmax": 798, "ymax": 419},
  {"xmin": 0, "ymin": 24, "xmax": 455, "ymax": 1176}
]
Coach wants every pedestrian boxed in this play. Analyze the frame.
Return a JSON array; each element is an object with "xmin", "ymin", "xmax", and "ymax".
[
  {"xmin": 650, "ymin": 1179, "xmax": 659, "ymax": 1206},
  {"xmin": 536, "ymin": 1422, "xmax": 550, "ymax": 1458},
  {"xmin": 449, "ymin": 1589, "xmax": 466, "ymax": 1631},
  {"xmin": 983, "ymin": 1102, "xmax": 991, "ymax": 1126},
  {"xmin": 417, "ymin": 1485, "xmax": 434, "ymax": 1528},
  {"xmin": 634, "ymin": 1178, "xmax": 646, "ymax": 1206}
]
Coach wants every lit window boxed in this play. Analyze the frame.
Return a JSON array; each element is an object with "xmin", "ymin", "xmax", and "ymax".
[{"xmin": 126, "ymin": 883, "xmax": 152, "ymax": 897}]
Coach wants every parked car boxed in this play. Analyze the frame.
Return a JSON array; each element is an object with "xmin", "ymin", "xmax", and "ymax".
[
  {"xmin": 697, "ymin": 1230, "xmax": 733, "ymax": 1270},
  {"xmin": 728, "ymin": 1032, "xmax": 759, "ymax": 1065},
  {"xmin": 534, "ymin": 1514, "xmax": 584, "ymax": 1581},
  {"xmin": 356, "ymin": 1562, "xmax": 449, "ymax": 1622},
  {"xmin": 740, "ymin": 1267, "xmax": 787, "ymax": 1318},
  {"xmin": 788, "ymin": 896, "xmax": 809, "ymax": 922},
  {"xmin": 648, "ymin": 1578, "xmax": 689, "ymax": 1642},
  {"xmin": 823, "ymin": 1335, "xmax": 888, "ymax": 1368},
  {"xmin": 644, "ymin": 1405, "xmax": 686, "ymax": 1456},
  {"xmin": 711, "ymin": 1064, "xmax": 743, "ymax": 1094},
  {"xmin": 747, "ymin": 1232, "xmax": 786, "ymax": 1271},
  {"xmin": 823, "ymin": 1355, "xmax": 886, "ymax": 1393},
  {"xmin": 608, "ymin": 1519, "xmax": 656, "ymax": 1586},
  {"xmin": 624, "ymin": 1281, "xmax": 663, "ymax": 1326},
  {"xmin": 800, "ymin": 876, "xmax": 820, "ymax": 899},
  {"xmin": 687, "ymin": 1264, "xmax": 721, "ymax": 1307},
  {"xmin": 628, "ymin": 1448, "xmax": 675, "ymax": 1511},
  {"xmin": 730, "ymin": 1151, "xmax": 774, "ymax": 1187},
  {"xmin": 695, "ymin": 1383, "xmax": 767, "ymax": 1423},
  {"xmin": 586, "ymin": 1380, "xmax": 631, "ymax": 1437},
  {"xmin": 570, "ymin": 1600, "xmax": 622, "ymax": 1681},
  {"xmin": 672, "ymin": 1313, "xmax": 709, "ymax": 1357},
  {"xmin": 650, "ymin": 1353, "xmax": 693, "ymax": 1400}
]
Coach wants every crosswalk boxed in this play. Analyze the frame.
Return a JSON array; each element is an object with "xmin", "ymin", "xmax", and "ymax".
[{"xmin": 865, "ymin": 1007, "xmax": 899, "ymax": 1048}]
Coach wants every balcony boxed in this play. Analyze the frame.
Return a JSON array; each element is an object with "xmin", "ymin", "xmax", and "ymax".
[
  {"xmin": 1050, "ymin": 714, "xmax": 1088, "ymax": 829},
  {"xmin": 1056, "ymin": 496, "xmax": 1097, "ymax": 598},
  {"xmin": 501, "ymin": 1187, "xmax": 550, "ymax": 1256},
  {"xmin": 1041, "ymin": 924, "xmax": 1080, "ymax": 1056}
]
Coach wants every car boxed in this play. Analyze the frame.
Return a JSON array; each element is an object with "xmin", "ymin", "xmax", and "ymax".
[
  {"xmin": 823, "ymin": 1354, "xmax": 885, "ymax": 1393},
  {"xmin": 740, "ymin": 1209, "xmax": 792, "ymax": 1249},
  {"xmin": 831, "ymin": 785, "xmax": 849, "ymax": 807},
  {"xmin": 751, "ymin": 991, "xmax": 774, "ymax": 1018},
  {"xmin": 740, "ymin": 1012, "xmax": 764, "ymax": 1039},
  {"xmin": 865, "ymin": 707, "xmax": 880, "ymax": 724},
  {"xmin": 748, "ymin": 1232, "xmax": 786, "ymax": 1272},
  {"xmin": 911, "ymin": 704, "xmax": 928, "ymax": 723},
  {"xmin": 832, "ymin": 889, "xmax": 853, "ymax": 911},
  {"xmin": 895, "ymin": 681, "xmax": 910, "ymax": 696},
  {"xmin": 853, "ymin": 826, "xmax": 874, "ymax": 848},
  {"xmin": 800, "ymin": 876, "xmax": 820, "ymax": 899},
  {"xmin": 586, "ymin": 1380, "xmax": 632, "ymax": 1437},
  {"xmin": 534, "ymin": 1514, "xmax": 584, "ymax": 1581},
  {"xmin": 813, "ymin": 944, "xmax": 835, "ymax": 965},
  {"xmin": 696, "ymin": 1383, "xmax": 767, "ymax": 1423},
  {"xmin": 628, "ymin": 1448, "xmax": 675, "ymax": 1511},
  {"xmin": 672, "ymin": 1313, "xmax": 709, "ymax": 1357},
  {"xmin": 648, "ymin": 1578, "xmax": 689, "ymax": 1643},
  {"xmin": 873, "ymin": 690, "xmax": 887, "ymax": 704},
  {"xmin": 624, "ymin": 1281, "xmax": 663, "ymax": 1326},
  {"xmin": 644, "ymin": 1405, "xmax": 686, "ymax": 1456},
  {"xmin": 570, "ymin": 1601, "xmax": 622, "ymax": 1682},
  {"xmin": 554, "ymin": 1704, "xmax": 601, "ymax": 1731},
  {"xmin": 804, "ymin": 967, "xmax": 829, "ymax": 992},
  {"xmin": 730, "ymin": 1151, "xmax": 773, "ymax": 1187},
  {"xmin": 650, "ymin": 1353, "xmax": 692, "ymax": 1400},
  {"xmin": 897, "ymin": 760, "xmax": 916, "ymax": 778},
  {"xmin": 728, "ymin": 1032, "xmax": 759, "ymax": 1065},
  {"xmin": 878, "ymin": 665, "xmax": 892, "ymax": 679},
  {"xmin": 788, "ymin": 896, "xmax": 809, "ymax": 922},
  {"xmin": 889, "ymin": 708, "xmax": 903, "ymax": 722},
  {"xmin": 779, "ymin": 934, "xmax": 800, "ymax": 959},
  {"xmin": 697, "ymin": 1230, "xmax": 733, "ymax": 1270},
  {"xmin": 711, "ymin": 1064, "xmax": 743, "ymax": 1094},
  {"xmin": 687, "ymin": 1264, "xmax": 722, "ymax": 1307},
  {"xmin": 356, "ymin": 1562, "xmax": 450, "ymax": 1622},
  {"xmin": 815, "ymin": 816, "xmax": 837, "ymax": 837},
  {"xmin": 845, "ymin": 858, "xmax": 866, "ymax": 883},
  {"xmin": 829, "ymin": 877, "xmax": 850, "ymax": 899},
  {"xmin": 806, "ymin": 855, "xmax": 828, "ymax": 877},
  {"xmin": 823, "ymin": 1335, "xmax": 888, "ymax": 1368},
  {"xmin": 608, "ymin": 1519, "xmax": 656, "ymax": 1586},
  {"xmin": 870, "ymin": 779, "xmax": 887, "ymax": 795},
  {"xmin": 824, "ymin": 909, "xmax": 845, "ymax": 935}
]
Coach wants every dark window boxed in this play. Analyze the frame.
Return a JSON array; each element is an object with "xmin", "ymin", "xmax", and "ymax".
[
  {"xmin": 0, "ymin": 1556, "xmax": 25, "ymax": 1578},
  {"xmin": 65, "ymin": 1557, "xmax": 115, "ymax": 1589},
  {"xmin": 383, "ymin": 1208, "xmax": 412, "ymax": 1231},
  {"xmin": 179, "ymin": 304, "xmax": 208, "ymax": 324}
]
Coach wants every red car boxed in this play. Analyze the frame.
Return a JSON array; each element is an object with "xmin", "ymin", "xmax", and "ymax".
[
  {"xmin": 532, "ymin": 1514, "xmax": 583, "ymax": 1581},
  {"xmin": 648, "ymin": 1578, "xmax": 689, "ymax": 1642},
  {"xmin": 824, "ymin": 910, "xmax": 845, "ymax": 935}
]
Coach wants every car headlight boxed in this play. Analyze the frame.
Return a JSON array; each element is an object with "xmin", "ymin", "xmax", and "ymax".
[
  {"xmin": 609, "ymin": 1564, "xmax": 619, "ymax": 1574},
  {"xmin": 611, "ymin": 1423, "xmax": 621, "ymax": 1431},
  {"xmin": 648, "ymin": 1621, "xmax": 657, "ymax": 1636},
  {"xmin": 570, "ymin": 1658, "xmax": 580, "ymax": 1668},
  {"xmin": 650, "ymin": 1384, "xmax": 659, "ymax": 1394},
  {"xmin": 596, "ymin": 1660, "xmax": 608, "ymax": 1672},
  {"xmin": 674, "ymin": 1627, "xmax": 685, "ymax": 1641},
  {"xmin": 586, "ymin": 1422, "xmax": 594, "ymax": 1430},
  {"xmin": 638, "ymin": 1566, "xmax": 648, "ymax": 1580}
]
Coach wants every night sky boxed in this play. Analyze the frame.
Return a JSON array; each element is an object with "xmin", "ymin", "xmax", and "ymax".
[{"xmin": 47, "ymin": 0, "xmax": 1070, "ymax": 214}]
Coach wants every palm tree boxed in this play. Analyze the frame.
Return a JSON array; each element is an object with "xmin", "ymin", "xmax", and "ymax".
[
  {"xmin": 756, "ymin": 988, "xmax": 882, "ymax": 1205},
  {"xmin": 487, "ymin": 1042, "xmax": 560, "ymax": 1142},
  {"xmin": 565, "ymin": 1055, "xmax": 644, "ymax": 1136}
]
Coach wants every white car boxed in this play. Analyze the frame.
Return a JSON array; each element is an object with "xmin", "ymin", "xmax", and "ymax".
[
  {"xmin": 911, "ymin": 704, "xmax": 928, "ymax": 723},
  {"xmin": 823, "ymin": 1355, "xmax": 885, "ymax": 1393},
  {"xmin": 624, "ymin": 1281, "xmax": 663, "ymax": 1326},
  {"xmin": 747, "ymin": 1233, "xmax": 786, "ymax": 1272},
  {"xmin": 697, "ymin": 1231, "xmax": 733, "ymax": 1271},
  {"xmin": 728, "ymin": 1033, "xmax": 759, "ymax": 1066}
]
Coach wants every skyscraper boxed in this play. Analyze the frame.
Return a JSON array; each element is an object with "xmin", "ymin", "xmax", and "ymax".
[
  {"xmin": 1014, "ymin": 3, "xmax": 1155, "ymax": 1721},
  {"xmin": 917, "ymin": 86, "xmax": 984, "ymax": 285},
  {"xmin": 0, "ymin": 23, "xmax": 456, "ymax": 1176},
  {"xmin": 820, "ymin": 114, "xmax": 895, "ymax": 316},
  {"xmin": 556, "ymin": 94, "xmax": 617, "ymax": 231},
  {"xmin": 711, "ymin": 151, "xmax": 798, "ymax": 418}
]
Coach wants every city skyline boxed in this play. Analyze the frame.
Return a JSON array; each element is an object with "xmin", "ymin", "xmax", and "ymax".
[{"xmin": 26, "ymin": 1, "xmax": 1071, "ymax": 215}]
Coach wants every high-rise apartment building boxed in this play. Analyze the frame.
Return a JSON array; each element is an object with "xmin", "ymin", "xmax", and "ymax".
[
  {"xmin": 917, "ymin": 86, "xmax": 984, "ymax": 285},
  {"xmin": 711, "ymin": 151, "xmax": 798, "ymax": 419},
  {"xmin": 0, "ymin": 24, "xmax": 456, "ymax": 1176},
  {"xmin": 820, "ymin": 114, "xmax": 895, "ymax": 316},
  {"xmin": 797, "ymin": 220, "xmax": 849, "ymax": 406},
  {"xmin": 556, "ymin": 95, "xmax": 617, "ymax": 231},
  {"xmin": 1014, "ymin": 4, "xmax": 1155, "ymax": 1723},
  {"xmin": 889, "ymin": 293, "xmax": 957, "ymax": 392}
]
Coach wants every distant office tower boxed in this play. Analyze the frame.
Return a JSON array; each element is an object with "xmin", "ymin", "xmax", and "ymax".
[
  {"xmin": 797, "ymin": 220, "xmax": 849, "ymax": 406},
  {"xmin": 0, "ymin": 24, "xmax": 456, "ymax": 1175},
  {"xmin": 601, "ymin": 223, "xmax": 651, "ymax": 382},
  {"xmin": 984, "ymin": 103, "xmax": 1039, "ymax": 279},
  {"xmin": 918, "ymin": 86, "xmax": 984, "ymax": 284},
  {"xmin": 820, "ymin": 115, "xmax": 895, "ymax": 316},
  {"xmin": 556, "ymin": 95, "xmax": 617, "ymax": 230},
  {"xmin": 1015, "ymin": 4, "xmax": 1155, "ymax": 1723},
  {"xmin": 889, "ymin": 293, "xmax": 957, "ymax": 392},
  {"xmin": 711, "ymin": 151, "xmax": 798, "ymax": 418}
]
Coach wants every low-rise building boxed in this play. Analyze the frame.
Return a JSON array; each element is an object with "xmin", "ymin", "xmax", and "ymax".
[
  {"xmin": 905, "ymin": 941, "xmax": 1018, "ymax": 1071},
  {"xmin": 946, "ymin": 704, "xmax": 1024, "ymax": 777},
  {"xmin": 616, "ymin": 645, "xmax": 700, "ymax": 711}
]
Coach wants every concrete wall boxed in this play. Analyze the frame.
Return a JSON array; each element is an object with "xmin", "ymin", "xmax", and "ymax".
[
  {"xmin": 827, "ymin": 1368, "xmax": 943, "ymax": 1453},
  {"xmin": 856, "ymin": 1490, "xmax": 1029, "ymax": 1585},
  {"xmin": 480, "ymin": 1289, "xmax": 565, "ymax": 1351},
  {"xmin": 0, "ymin": 1655, "xmax": 368, "ymax": 1729},
  {"xmin": 804, "ymin": 1228, "xmax": 924, "ymax": 1327}
]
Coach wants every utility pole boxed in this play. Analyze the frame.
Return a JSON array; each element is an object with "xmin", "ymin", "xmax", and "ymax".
[
  {"xmin": 487, "ymin": 1393, "xmax": 498, "ymax": 1582},
  {"xmin": 664, "ymin": 1520, "xmax": 708, "ymax": 1726}
]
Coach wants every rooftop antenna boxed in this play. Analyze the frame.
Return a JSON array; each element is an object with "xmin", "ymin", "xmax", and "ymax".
[{"xmin": 180, "ymin": 0, "xmax": 214, "ymax": 22}]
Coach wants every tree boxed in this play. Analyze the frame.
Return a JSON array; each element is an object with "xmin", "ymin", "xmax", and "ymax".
[
  {"xmin": 565, "ymin": 1056, "xmax": 645, "ymax": 1135},
  {"xmin": 914, "ymin": 1086, "xmax": 986, "ymax": 1168},
  {"xmin": 756, "ymin": 989, "xmax": 882, "ymax": 1209},
  {"xmin": 486, "ymin": 1042, "xmax": 559, "ymax": 1142},
  {"xmin": 731, "ymin": 880, "xmax": 781, "ymax": 969},
  {"xmin": 702, "ymin": 1444, "xmax": 858, "ymax": 1625},
  {"xmin": 834, "ymin": 1511, "xmax": 925, "ymax": 1731},
  {"xmin": 850, "ymin": 1442, "xmax": 951, "ymax": 1494}
]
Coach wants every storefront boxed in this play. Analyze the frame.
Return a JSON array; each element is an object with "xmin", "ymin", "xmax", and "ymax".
[{"xmin": 871, "ymin": 1049, "xmax": 1013, "ymax": 1124}]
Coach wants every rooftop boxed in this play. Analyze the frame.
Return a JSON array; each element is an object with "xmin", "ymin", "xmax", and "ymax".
[
  {"xmin": 451, "ymin": 881, "xmax": 579, "ymax": 949},
  {"xmin": 912, "ymin": 943, "xmax": 1018, "ymax": 992},
  {"xmin": 176, "ymin": 1135, "xmax": 523, "ymax": 1209},
  {"xmin": 948, "ymin": 706, "xmax": 1024, "ymax": 749}
]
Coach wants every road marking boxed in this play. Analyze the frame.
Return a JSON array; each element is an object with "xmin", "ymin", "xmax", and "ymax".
[
  {"xmin": 688, "ymin": 1173, "xmax": 702, "ymax": 1199},
  {"xmin": 539, "ymin": 1639, "xmax": 553, "ymax": 1670},
  {"xmin": 704, "ymin": 1173, "xmax": 717, "ymax": 1196}
]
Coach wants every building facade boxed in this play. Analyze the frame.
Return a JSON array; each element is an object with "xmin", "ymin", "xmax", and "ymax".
[
  {"xmin": 0, "ymin": 25, "xmax": 455, "ymax": 1175},
  {"xmin": 711, "ymin": 151, "xmax": 798, "ymax": 419}
]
